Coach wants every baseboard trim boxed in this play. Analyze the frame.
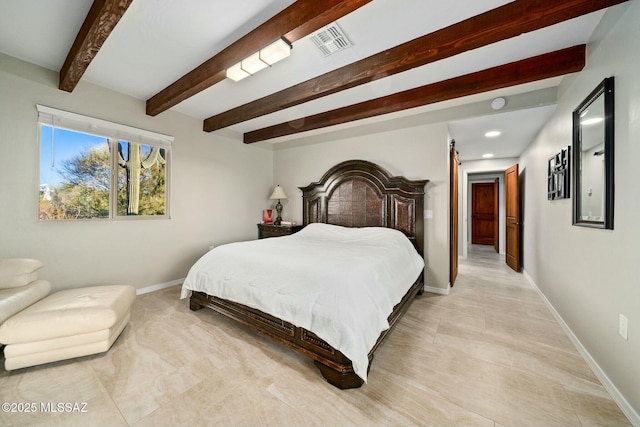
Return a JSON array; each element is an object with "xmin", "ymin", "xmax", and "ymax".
[
  {"xmin": 522, "ymin": 269, "xmax": 536, "ymax": 288},
  {"xmin": 423, "ymin": 284, "xmax": 450, "ymax": 295},
  {"xmin": 136, "ymin": 278, "xmax": 184, "ymax": 295},
  {"xmin": 522, "ymin": 269, "xmax": 640, "ymax": 427}
]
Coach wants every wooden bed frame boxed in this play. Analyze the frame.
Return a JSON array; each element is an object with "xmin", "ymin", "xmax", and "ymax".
[{"xmin": 190, "ymin": 160, "xmax": 428, "ymax": 388}]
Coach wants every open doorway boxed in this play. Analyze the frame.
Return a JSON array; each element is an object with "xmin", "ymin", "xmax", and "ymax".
[{"xmin": 461, "ymin": 170, "xmax": 508, "ymax": 259}]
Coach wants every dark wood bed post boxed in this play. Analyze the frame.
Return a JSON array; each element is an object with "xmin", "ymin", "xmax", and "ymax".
[
  {"xmin": 190, "ymin": 159, "xmax": 428, "ymax": 389},
  {"xmin": 189, "ymin": 299, "xmax": 203, "ymax": 311}
]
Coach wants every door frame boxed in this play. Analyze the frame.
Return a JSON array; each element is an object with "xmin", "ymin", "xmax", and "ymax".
[
  {"xmin": 461, "ymin": 165, "xmax": 513, "ymax": 258},
  {"xmin": 493, "ymin": 177, "xmax": 499, "ymax": 253},
  {"xmin": 450, "ymin": 146, "xmax": 459, "ymax": 286}
]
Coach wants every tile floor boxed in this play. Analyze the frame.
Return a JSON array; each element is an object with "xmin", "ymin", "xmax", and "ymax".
[{"xmin": 0, "ymin": 245, "xmax": 632, "ymax": 426}]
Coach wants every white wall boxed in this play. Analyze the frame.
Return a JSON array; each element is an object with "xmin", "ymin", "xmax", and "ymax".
[
  {"xmin": 273, "ymin": 122, "xmax": 450, "ymax": 291},
  {"xmin": 0, "ymin": 54, "xmax": 273, "ymax": 291},
  {"xmin": 518, "ymin": 2, "xmax": 640, "ymax": 419}
]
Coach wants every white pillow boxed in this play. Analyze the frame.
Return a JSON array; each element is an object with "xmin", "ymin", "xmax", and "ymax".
[{"xmin": 0, "ymin": 259, "xmax": 44, "ymax": 289}]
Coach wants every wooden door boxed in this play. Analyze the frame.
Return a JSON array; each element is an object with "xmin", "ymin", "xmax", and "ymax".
[
  {"xmin": 505, "ymin": 164, "xmax": 521, "ymax": 271},
  {"xmin": 449, "ymin": 147, "xmax": 459, "ymax": 286},
  {"xmin": 471, "ymin": 183, "xmax": 496, "ymax": 245},
  {"xmin": 493, "ymin": 178, "xmax": 499, "ymax": 253}
]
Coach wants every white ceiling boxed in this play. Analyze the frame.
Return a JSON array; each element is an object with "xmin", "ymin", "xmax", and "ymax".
[
  {"xmin": 0, "ymin": 0, "xmax": 611, "ymax": 160},
  {"xmin": 449, "ymin": 104, "xmax": 557, "ymax": 161}
]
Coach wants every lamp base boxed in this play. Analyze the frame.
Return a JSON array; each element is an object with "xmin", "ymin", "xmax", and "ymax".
[{"xmin": 274, "ymin": 200, "xmax": 283, "ymax": 225}]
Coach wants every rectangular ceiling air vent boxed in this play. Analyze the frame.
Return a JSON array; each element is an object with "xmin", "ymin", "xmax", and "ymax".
[{"xmin": 308, "ymin": 22, "xmax": 352, "ymax": 56}]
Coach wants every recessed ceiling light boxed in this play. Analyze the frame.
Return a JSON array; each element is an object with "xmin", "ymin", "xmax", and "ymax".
[
  {"xmin": 482, "ymin": 153, "xmax": 495, "ymax": 158},
  {"xmin": 485, "ymin": 130, "xmax": 501, "ymax": 138}
]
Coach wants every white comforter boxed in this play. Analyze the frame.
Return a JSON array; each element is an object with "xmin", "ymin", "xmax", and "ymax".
[{"xmin": 181, "ymin": 223, "xmax": 424, "ymax": 382}]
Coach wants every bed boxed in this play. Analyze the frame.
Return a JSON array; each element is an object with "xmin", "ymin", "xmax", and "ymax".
[{"xmin": 182, "ymin": 160, "xmax": 428, "ymax": 389}]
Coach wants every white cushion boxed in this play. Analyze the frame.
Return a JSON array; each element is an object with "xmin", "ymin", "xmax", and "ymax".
[
  {"xmin": 0, "ymin": 280, "xmax": 51, "ymax": 324},
  {"xmin": 0, "ymin": 258, "xmax": 43, "ymax": 289},
  {"xmin": 3, "ymin": 311, "xmax": 131, "ymax": 371},
  {"xmin": 0, "ymin": 285, "xmax": 136, "ymax": 344},
  {"xmin": 4, "ymin": 311, "xmax": 130, "ymax": 357}
]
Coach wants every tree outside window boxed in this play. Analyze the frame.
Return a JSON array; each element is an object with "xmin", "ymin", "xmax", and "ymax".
[{"xmin": 39, "ymin": 125, "xmax": 169, "ymax": 220}]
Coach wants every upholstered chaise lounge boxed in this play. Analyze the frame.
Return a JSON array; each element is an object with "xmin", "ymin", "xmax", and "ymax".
[{"xmin": 0, "ymin": 258, "xmax": 135, "ymax": 370}]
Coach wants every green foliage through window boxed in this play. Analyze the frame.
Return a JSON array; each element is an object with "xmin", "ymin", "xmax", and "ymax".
[
  {"xmin": 117, "ymin": 142, "xmax": 166, "ymax": 216},
  {"xmin": 39, "ymin": 125, "xmax": 169, "ymax": 220}
]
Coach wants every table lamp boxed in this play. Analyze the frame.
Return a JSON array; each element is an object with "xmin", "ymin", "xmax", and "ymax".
[{"xmin": 269, "ymin": 185, "xmax": 287, "ymax": 225}]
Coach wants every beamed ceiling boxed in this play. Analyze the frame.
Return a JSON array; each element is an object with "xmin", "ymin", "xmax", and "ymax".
[{"xmin": 0, "ymin": 0, "xmax": 630, "ymax": 160}]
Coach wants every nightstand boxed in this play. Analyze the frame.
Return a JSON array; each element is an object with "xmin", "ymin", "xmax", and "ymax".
[{"xmin": 257, "ymin": 223, "xmax": 304, "ymax": 239}]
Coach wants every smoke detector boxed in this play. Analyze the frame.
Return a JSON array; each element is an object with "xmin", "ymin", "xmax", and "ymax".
[
  {"xmin": 491, "ymin": 97, "xmax": 506, "ymax": 110},
  {"xmin": 308, "ymin": 22, "xmax": 352, "ymax": 56}
]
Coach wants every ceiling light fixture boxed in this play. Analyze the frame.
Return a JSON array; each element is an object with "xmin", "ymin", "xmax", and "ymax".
[
  {"xmin": 241, "ymin": 51, "xmax": 269, "ymax": 75},
  {"xmin": 226, "ymin": 37, "xmax": 292, "ymax": 82},
  {"xmin": 485, "ymin": 130, "xmax": 501, "ymax": 138},
  {"xmin": 482, "ymin": 153, "xmax": 495, "ymax": 158},
  {"xmin": 226, "ymin": 63, "xmax": 250, "ymax": 81}
]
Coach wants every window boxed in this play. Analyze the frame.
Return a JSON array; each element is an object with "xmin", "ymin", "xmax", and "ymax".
[{"xmin": 38, "ymin": 105, "xmax": 172, "ymax": 220}]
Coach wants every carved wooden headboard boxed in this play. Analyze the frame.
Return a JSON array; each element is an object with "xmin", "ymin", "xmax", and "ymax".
[{"xmin": 299, "ymin": 160, "xmax": 428, "ymax": 255}]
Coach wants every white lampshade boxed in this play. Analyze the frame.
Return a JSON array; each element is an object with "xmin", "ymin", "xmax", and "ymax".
[
  {"xmin": 241, "ymin": 51, "xmax": 268, "ymax": 75},
  {"xmin": 260, "ymin": 38, "xmax": 291, "ymax": 65},
  {"xmin": 269, "ymin": 185, "xmax": 287, "ymax": 200},
  {"xmin": 226, "ymin": 62, "xmax": 250, "ymax": 81}
]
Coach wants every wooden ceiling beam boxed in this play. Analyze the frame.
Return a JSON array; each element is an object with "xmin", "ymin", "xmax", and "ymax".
[
  {"xmin": 205, "ymin": 0, "xmax": 627, "ymax": 133},
  {"xmin": 243, "ymin": 45, "xmax": 586, "ymax": 143},
  {"xmin": 145, "ymin": 0, "xmax": 372, "ymax": 116},
  {"xmin": 59, "ymin": 0, "xmax": 133, "ymax": 92}
]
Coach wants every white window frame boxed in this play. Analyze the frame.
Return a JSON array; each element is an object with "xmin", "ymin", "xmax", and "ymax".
[{"xmin": 37, "ymin": 105, "xmax": 173, "ymax": 220}]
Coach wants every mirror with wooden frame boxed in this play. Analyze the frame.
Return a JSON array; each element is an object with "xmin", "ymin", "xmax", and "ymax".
[{"xmin": 572, "ymin": 76, "xmax": 614, "ymax": 229}]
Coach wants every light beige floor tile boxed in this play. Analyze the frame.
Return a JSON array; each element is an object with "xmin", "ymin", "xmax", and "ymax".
[
  {"xmin": 413, "ymin": 296, "xmax": 487, "ymax": 330},
  {"xmin": 484, "ymin": 310, "xmax": 577, "ymax": 352},
  {"xmin": 0, "ymin": 244, "xmax": 631, "ymax": 427},
  {"xmin": 131, "ymin": 371, "xmax": 312, "ymax": 427},
  {"xmin": 0, "ymin": 359, "xmax": 127, "ymax": 427},
  {"xmin": 433, "ymin": 320, "xmax": 606, "ymax": 398},
  {"xmin": 375, "ymin": 340, "xmax": 582, "ymax": 426},
  {"xmin": 565, "ymin": 388, "xmax": 632, "ymax": 427}
]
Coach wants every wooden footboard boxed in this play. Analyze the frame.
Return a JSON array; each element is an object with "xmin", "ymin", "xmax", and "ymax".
[{"xmin": 189, "ymin": 272, "xmax": 423, "ymax": 389}]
